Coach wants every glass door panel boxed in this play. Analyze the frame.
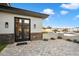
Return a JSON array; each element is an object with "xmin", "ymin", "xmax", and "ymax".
[
  {"xmin": 24, "ymin": 20, "xmax": 30, "ymax": 40},
  {"xmin": 15, "ymin": 17, "xmax": 30, "ymax": 42}
]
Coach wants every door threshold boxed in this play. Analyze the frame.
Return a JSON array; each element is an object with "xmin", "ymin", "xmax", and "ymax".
[{"xmin": 16, "ymin": 41, "xmax": 27, "ymax": 46}]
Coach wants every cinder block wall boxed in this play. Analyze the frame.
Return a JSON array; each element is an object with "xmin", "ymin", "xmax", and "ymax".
[{"xmin": 43, "ymin": 32, "xmax": 58, "ymax": 39}]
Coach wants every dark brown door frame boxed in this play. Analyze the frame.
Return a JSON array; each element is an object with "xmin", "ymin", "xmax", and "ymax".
[{"xmin": 14, "ymin": 17, "xmax": 31, "ymax": 42}]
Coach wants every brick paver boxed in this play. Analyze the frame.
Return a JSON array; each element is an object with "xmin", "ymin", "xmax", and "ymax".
[{"xmin": 0, "ymin": 39, "xmax": 79, "ymax": 56}]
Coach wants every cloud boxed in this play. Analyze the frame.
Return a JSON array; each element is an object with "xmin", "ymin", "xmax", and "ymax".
[
  {"xmin": 75, "ymin": 15, "xmax": 79, "ymax": 19},
  {"xmin": 60, "ymin": 10, "xmax": 69, "ymax": 15},
  {"xmin": 74, "ymin": 15, "xmax": 79, "ymax": 20},
  {"xmin": 60, "ymin": 3, "xmax": 79, "ymax": 10},
  {"xmin": 42, "ymin": 8, "xmax": 55, "ymax": 15}
]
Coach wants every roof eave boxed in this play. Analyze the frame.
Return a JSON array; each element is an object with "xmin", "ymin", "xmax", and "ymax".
[{"xmin": 0, "ymin": 5, "xmax": 49, "ymax": 19}]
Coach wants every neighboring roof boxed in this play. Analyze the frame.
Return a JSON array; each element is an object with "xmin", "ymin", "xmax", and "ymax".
[{"xmin": 0, "ymin": 5, "xmax": 49, "ymax": 19}]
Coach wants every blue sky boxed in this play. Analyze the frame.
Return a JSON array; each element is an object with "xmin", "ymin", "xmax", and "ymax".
[{"xmin": 11, "ymin": 3, "xmax": 79, "ymax": 28}]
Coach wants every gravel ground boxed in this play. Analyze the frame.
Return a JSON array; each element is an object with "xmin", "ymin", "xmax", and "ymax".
[{"xmin": 0, "ymin": 39, "xmax": 79, "ymax": 56}]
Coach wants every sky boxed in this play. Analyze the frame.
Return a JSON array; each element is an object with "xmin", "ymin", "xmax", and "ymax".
[{"xmin": 11, "ymin": 3, "xmax": 79, "ymax": 28}]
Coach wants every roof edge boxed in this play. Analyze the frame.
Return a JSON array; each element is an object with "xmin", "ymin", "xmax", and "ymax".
[{"xmin": 0, "ymin": 5, "xmax": 49, "ymax": 19}]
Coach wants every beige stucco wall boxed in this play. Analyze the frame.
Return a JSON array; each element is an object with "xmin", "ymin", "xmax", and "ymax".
[{"xmin": 0, "ymin": 12, "xmax": 43, "ymax": 34}]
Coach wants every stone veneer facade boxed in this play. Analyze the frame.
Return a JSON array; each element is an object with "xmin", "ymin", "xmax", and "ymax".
[
  {"xmin": 0, "ymin": 34, "xmax": 15, "ymax": 44},
  {"xmin": 0, "ymin": 33, "xmax": 42, "ymax": 44}
]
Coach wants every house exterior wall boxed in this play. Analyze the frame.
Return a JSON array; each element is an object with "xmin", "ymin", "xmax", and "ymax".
[
  {"xmin": 0, "ymin": 12, "xmax": 14, "ymax": 34},
  {"xmin": 0, "ymin": 12, "xmax": 43, "ymax": 43},
  {"xmin": 0, "ymin": 12, "xmax": 42, "ymax": 34}
]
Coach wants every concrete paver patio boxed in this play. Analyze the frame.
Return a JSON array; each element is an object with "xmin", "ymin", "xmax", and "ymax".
[{"xmin": 0, "ymin": 39, "xmax": 79, "ymax": 56}]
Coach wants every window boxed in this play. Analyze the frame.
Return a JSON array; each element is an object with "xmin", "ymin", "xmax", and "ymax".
[
  {"xmin": 5, "ymin": 22, "xmax": 9, "ymax": 28},
  {"xmin": 34, "ymin": 24, "xmax": 36, "ymax": 29}
]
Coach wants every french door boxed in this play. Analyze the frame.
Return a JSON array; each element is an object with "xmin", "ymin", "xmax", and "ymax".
[{"xmin": 15, "ymin": 17, "xmax": 30, "ymax": 42}]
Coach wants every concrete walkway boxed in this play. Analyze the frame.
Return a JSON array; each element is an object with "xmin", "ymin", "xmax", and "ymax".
[{"xmin": 0, "ymin": 39, "xmax": 79, "ymax": 56}]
